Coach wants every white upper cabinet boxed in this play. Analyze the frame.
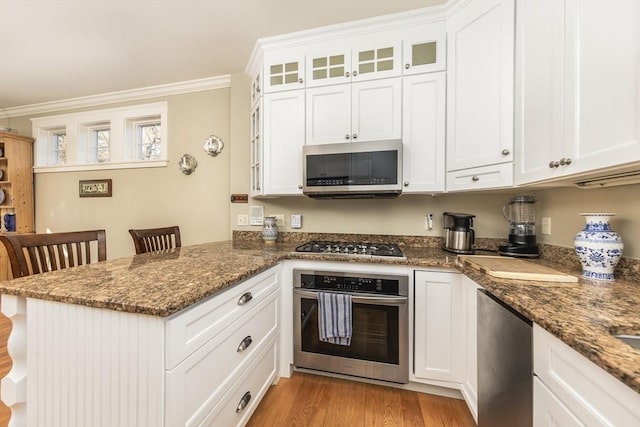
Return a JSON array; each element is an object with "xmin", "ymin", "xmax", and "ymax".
[
  {"xmin": 263, "ymin": 51, "xmax": 305, "ymax": 93},
  {"xmin": 262, "ymin": 90, "xmax": 306, "ymax": 195},
  {"xmin": 306, "ymin": 78, "xmax": 402, "ymax": 145},
  {"xmin": 515, "ymin": 0, "xmax": 640, "ymax": 185},
  {"xmin": 402, "ymin": 72, "xmax": 446, "ymax": 193},
  {"xmin": 403, "ymin": 22, "xmax": 446, "ymax": 75},
  {"xmin": 305, "ymin": 36, "xmax": 402, "ymax": 88},
  {"xmin": 446, "ymin": 0, "xmax": 515, "ymax": 173}
]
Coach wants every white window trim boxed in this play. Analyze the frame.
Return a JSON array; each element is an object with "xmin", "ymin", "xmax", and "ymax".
[{"xmin": 32, "ymin": 102, "xmax": 168, "ymax": 173}]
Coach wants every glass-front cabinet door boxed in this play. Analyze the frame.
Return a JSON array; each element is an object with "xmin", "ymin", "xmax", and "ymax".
[
  {"xmin": 351, "ymin": 39, "xmax": 402, "ymax": 82},
  {"xmin": 250, "ymin": 101, "xmax": 262, "ymax": 196},
  {"xmin": 263, "ymin": 51, "xmax": 305, "ymax": 93},
  {"xmin": 403, "ymin": 23, "xmax": 446, "ymax": 75},
  {"xmin": 306, "ymin": 47, "xmax": 351, "ymax": 88}
]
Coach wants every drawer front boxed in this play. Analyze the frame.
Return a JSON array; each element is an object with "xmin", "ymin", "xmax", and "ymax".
[
  {"xmin": 165, "ymin": 292, "xmax": 279, "ymax": 427},
  {"xmin": 200, "ymin": 336, "xmax": 279, "ymax": 427},
  {"xmin": 533, "ymin": 325, "xmax": 640, "ymax": 426},
  {"xmin": 165, "ymin": 266, "xmax": 279, "ymax": 369},
  {"xmin": 534, "ymin": 377, "xmax": 582, "ymax": 427},
  {"xmin": 446, "ymin": 162, "xmax": 513, "ymax": 192}
]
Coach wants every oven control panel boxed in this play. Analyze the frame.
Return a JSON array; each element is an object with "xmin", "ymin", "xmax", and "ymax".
[{"xmin": 294, "ymin": 270, "xmax": 408, "ymax": 296}]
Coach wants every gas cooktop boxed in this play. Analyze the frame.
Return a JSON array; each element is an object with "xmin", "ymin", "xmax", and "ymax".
[{"xmin": 295, "ymin": 241, "xmax": 405, "ymax": 259}]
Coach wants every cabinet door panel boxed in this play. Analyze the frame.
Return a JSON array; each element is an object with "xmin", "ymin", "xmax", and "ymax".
[
  {"xmin": 351, "ymin": 40, "xmax": 402, "ymax": 81},
  {"xmin": 263, "ymin": 52, "xmax": 305, "ymax": 93},
  {"xmin": 263, "ymin": 91, "xmax": 305, "ymax": 195},
  {"xmin": 403, "ymin": 22, "xmax": 447, "ymax": 75},
  {"xmin": 306, "ymin": 47, "xmax": 351, "ymax": 88},
  {"xmin": 305, "ymin": 85, "xmax": 351, "ymax": 145},
  {"xmin": 534, "ymin": 378, "xmax": 582, "ymax": 427},
  {"xmin": 446, "ymin": 0, "xmax": 514, "ymax": 171},
  {"xmin": 565, "ymin": 0, "xmax": 640, "ymax": 173},
  {"xmin": 402, "ymin": 73, "xmax": 445, "ymax": 193},
  {"xmin": 352, "ymin": 78, "xmax": 402, "ymax": 142},
  {"xmin": 413, "ymin": 271, "xmax": 463, "ymax": 383},
  {"xmin": 514, "ymin": 0, "xmax": 565, "ymax": 185}
]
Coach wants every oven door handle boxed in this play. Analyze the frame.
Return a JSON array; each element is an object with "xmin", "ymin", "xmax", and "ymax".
[{"xmin": 294, "ymin": 289, "xmax": 407, "ymax": 305}]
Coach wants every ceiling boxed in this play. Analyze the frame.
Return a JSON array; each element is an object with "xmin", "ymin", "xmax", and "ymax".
[{"xmin": 0, "ymin": 0, "xmax": 445, "ymax": 109}]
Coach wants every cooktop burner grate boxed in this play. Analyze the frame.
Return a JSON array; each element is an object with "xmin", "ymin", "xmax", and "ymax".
[{"xmin": 295, "ymin": 241, "xmax": 405, "ymax": 259}]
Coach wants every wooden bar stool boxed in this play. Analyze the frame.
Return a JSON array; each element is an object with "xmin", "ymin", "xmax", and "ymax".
[
  {"xmin": 0, "ymin": 230, "xmax": 107, "ymax": 278},
  {"xmin": 128, "ymin": 226, "xmax": 181, "ymax": 254}
]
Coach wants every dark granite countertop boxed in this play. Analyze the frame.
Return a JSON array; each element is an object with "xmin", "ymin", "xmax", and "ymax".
[{"xmin": 0, "ymin": 239, "xmax": 638, "ymax": 395}]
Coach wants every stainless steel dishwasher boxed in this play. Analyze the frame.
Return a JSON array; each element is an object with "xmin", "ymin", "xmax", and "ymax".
[{"xmin": 477, "ymin": 289, "xmax": 533, "ymax": 427}]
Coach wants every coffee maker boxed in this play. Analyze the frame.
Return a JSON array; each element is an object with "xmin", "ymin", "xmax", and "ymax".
[
  {"xmin": 498, "ymin": 195, "xmax": 540, "ymax": 258},
  {"xmin": 443, "ymin": 212, "xmax": 475, "ymax": 254}
]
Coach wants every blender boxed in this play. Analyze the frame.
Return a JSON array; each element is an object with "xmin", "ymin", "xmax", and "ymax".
[{"xmin": 498, "ymin": 195, "xmax": 540, "ymax": 258}]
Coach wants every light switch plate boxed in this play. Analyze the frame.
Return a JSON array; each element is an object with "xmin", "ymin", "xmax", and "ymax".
[
  {"xmin": 274, "ymin": 214, "xmax": 285, "ymax": 227},
  {"xmin": 237, "ymin": 214, "xmax": 249, "ymax": 226},
  {"xmin": 249, "ymin": 206, "xmax": 264, "ymax": 226},
  {"xmin": 291, "ymin": 214, "xmax": 302, "ymax": 229}
]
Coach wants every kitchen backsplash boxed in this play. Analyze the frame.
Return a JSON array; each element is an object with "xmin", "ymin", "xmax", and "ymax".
[{"xmin": 233, "ymin": 231, "xmax": 640, "ymax": 283}]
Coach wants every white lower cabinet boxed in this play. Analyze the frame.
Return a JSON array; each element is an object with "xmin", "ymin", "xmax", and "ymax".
[
  {"xmin": 413, "ymin": 270, "xmax": 464, "ymax": 384},
  {"xmin": 533, "ymin": 324, "xmax": 640, "ymax": 426},
  {"xmin": 460, "ymin": 276, "xmax": 480, "ymax": 422}
]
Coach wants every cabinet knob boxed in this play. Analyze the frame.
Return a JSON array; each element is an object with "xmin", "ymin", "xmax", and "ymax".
[
  {"xmin": 237, "ymin": 336, "xmax": 253, "ymax": 353},
  {"xmin": 405, "ymin": 63, "xmax": 410, "ymax": 69},
  {"xmin": 501, "ymin": 149, "xmax": 510, "ymax": 156},
  {"xmin": 548, "ymin": 160, "xmax": 559, "ymax": 168},
  {"xmin": 236, "ymin": 391, "xmax": 252, "ymax": 413},
  {"xmin": 404, "ymin": 181, "xmax": 409, "ymax": 187},
  {"xmin": 298, "ymin": 184, "xmax": 303, "ymax": 189},
  {"xmin": 471, "ymin": 176, "xmax": 479, "ymax": 182},
  {"xmin": 565, "ymin": 158, "xmax": 572, "ymax": 165},
  {"xmin": 559, "ymin": 157, "xmax": 572, "ymax": 166},
  {"xmin": 352, "ymin": 133, "xmax": 358, "ymax": 140},
  {"xmin": 345, "ymin": 71, "xmax": 350, "ymax": 78},
  {"xmin": 298, "ymin": 78, "xmax": 303, "ymax": 84},
  {"xmin": 237, "ymin": 292, "xmax": 253, "ymax": 306},
  {"xmin": 353, "ymin": 71, "xmax": 358, "ymax": 77},
  {"xmin": 256, "ymin": 86, "xmax": 261, "ymax": 93},
  {"xmin": 345, "ymin": 134, "xmax": 351, "ymax": 140}
]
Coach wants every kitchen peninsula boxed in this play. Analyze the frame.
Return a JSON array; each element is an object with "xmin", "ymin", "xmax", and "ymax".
[{"xmin": 0, "ymin": 237, "xmax": 639, "ymax": 426}]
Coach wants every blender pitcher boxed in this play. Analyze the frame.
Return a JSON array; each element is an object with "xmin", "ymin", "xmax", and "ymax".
[{"xmin": 499, "ymin": 195, "xmax": 540, "ymax": 257}]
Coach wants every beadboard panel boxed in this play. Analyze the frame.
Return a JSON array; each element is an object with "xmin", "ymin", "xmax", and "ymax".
[{"xmin": 26, "ymin": 299, "xmax": 165, "ymax": 427}]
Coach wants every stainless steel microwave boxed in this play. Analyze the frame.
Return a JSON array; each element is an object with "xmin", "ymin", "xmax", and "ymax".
[{"xmin": 302, "ymin": 140, "xmax": 403, "ymax": 199}]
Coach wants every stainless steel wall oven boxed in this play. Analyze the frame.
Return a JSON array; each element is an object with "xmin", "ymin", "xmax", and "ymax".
[{"xmin": 293, "ymin": 269, "xmax": 409, "ymax": 383}]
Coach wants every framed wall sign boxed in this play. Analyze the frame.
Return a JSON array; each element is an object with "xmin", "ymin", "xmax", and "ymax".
[{"xmin": 79, "ymin": 179, "xmax": 112, "ymax": 197}]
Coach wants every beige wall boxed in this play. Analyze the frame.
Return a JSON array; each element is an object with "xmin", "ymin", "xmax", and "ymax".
[{"xmin": 5, "ymin": 89, "xmax": 231, "ymax": 259}]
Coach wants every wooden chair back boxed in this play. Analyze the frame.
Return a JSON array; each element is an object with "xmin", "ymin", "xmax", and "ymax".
[
  {"xmin": 128, "ymin": 226, "xmax": 181, "ymax": 254},
  {"xmin": 0, "ymin": 230, "xmax": 107, "ymax": 278}
]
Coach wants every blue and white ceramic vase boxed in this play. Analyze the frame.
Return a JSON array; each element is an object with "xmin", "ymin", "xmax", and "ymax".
[
  {"xmin": 574, "ymin": 213, "xmax": 623, "ymax": 281},
  {"xmin": 262, "ymin": 216, "xmax": 278, "ymax": 244}
]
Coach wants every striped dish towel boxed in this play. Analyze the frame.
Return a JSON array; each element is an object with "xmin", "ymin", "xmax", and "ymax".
[{"xmin": 318, "ymin": 291, "xmax": 352, "ymax": 346}]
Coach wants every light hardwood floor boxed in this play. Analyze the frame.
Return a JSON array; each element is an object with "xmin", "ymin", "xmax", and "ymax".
[{"xmin": 247, "ymin": 372, "xmax": 476, "ymax": 427}]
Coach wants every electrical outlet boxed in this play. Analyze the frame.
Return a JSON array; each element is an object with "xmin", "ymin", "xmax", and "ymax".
[
  {"xmin": 274, "ymin": 214, "xmax": 285, "ymax": 227},
  {"xmin": 541, "ymin": 217, "xmax": 551, "ymax": 235},
  {"xmin": 291, "ymin": 214, "xmax": 302, "ymax": 229},
  {"xmin": 237, "ymin": 214, "xmax": 249, "ymax": 226}
]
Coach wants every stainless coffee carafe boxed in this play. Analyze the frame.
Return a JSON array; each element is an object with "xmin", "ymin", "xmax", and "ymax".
[{"xmin": 443, "ymin": 212, "xmax": 475, "ymax": 254}]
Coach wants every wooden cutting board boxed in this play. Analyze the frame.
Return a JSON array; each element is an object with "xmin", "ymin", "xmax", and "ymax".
[{"xmin": 458, "ymin": 255, "xmax": 579, "ymax": 283}]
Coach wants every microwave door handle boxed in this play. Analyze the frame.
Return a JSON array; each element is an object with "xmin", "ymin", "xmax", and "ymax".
[{"xmin": 294, "ymin": 289, "xmax": 407, "ymax": 306}]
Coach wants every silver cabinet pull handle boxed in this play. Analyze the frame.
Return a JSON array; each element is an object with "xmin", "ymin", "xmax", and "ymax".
[
  {"xmin": 501, "ymin": 149, "xmax": 510, "ymax": 156},
  {"xmin": 404, "ymin": 181, "xmax": 409, "ymax": 187},
  {"xmin": 549, "ymin": 161, "xmax": 556, "ymax": 168},
  {"xmin": 237, "ymin": 292, "xmax": 253, "ymax": 306},
  {"xmin": 353, "ymin": 70, "xmax": 358, "ymax": 77},
  {"xmin": 237, "ymin": 336, "xmax": 253, "ymax": 353},
  {"xmin": 565, "ymin": 158, "xmax": 572, "ymax": 165},
  {"xmin": 236, "ymin": 391, "xmax": 252, "ymax": 413},
  {"xmin": 298, "ymin": 78, "xmax": 303, "ymax": 84},
  {"xmin": 471, "ymin": 176, "xmax": 479, "ymax": 182},
  {"xmin": 345, "ymin": 71, "xmax": 350, "ymax": 77},
  {"xmin": 298, "ymin": 184, "xmax": 303, "ymax": 189},
  {"xmin": 352, "ymin": 133, "xmax": 358, "ymax": 140},
  {"xmin": 405, "ymin": 63, "xmax": 410, "ymax": 69}
]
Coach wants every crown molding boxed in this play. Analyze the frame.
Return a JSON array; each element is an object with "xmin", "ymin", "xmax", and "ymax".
[{"xmin": 2, "ymin": 75, "xmax": 231, "ymax": 118}]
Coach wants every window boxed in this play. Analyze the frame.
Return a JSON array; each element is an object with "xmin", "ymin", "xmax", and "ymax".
[
  {"xmin": 50, "ymin": 130, "xmax": 67, "ymax": 165},
  {"xmin": 32, "ymin": 102, "xmax": 168, "ymax": 172},
  {"xmin": 91, "ymin": 125, "xmax": 110, "ymax": 163},
  {"xmin": 136, "ymin": 121, "xmax": 162, "ymax": 161}
]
